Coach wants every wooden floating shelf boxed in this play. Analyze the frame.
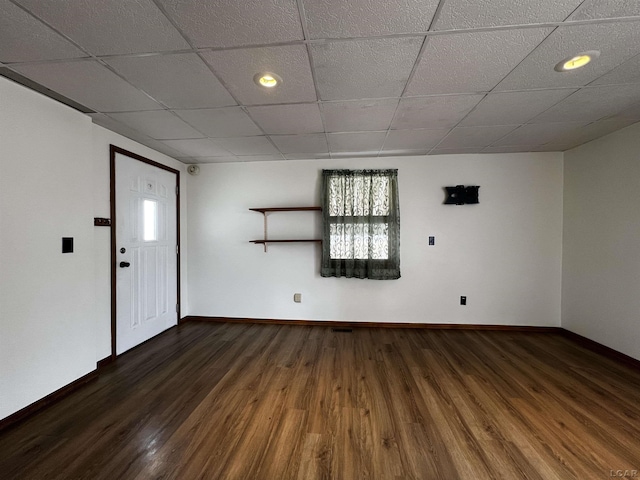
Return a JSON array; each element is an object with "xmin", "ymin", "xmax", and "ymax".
[
  {"xmin": 250, "ymin": 239, "xmax": 322, "ymax": 244},
  {"xmin": 249, "ymin": 207, "xmax": 322, "ymax": 213},
  {"xmin": 250, "ymin": 207, "xmax": 322, "ymax": 252}
]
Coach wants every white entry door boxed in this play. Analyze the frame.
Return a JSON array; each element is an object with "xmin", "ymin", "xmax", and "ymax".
[{"xmin": 115, "ymin": 152, "xmax": 178, "ymax": 355}]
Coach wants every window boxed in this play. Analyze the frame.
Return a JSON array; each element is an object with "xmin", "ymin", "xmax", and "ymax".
[
  {"xmin": 321, "ymin": 169, "xmax": 400, "ymax": 279},
  {"xmin": 143, "ymin": 199, "xmax": 158, "ymax": 242}
]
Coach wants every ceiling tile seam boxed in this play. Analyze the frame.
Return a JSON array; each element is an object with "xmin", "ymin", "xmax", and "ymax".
[
  {"xmin": 426, "ymin": 15, "xmax": 640, "ymax": 37},
  {"xmin": 100, "ymin": 113, "xmax": 161, "ymax": 143},
  {"xmin": 431, "ymin": 91, "xmax": 495, "ymax": 152},
  {"xmin": 584, "ymin": 52, "xmax": 640, "ymax": 88},
  {"xmin": 427, "ymin": 0, "xmax": 449, "ymax": 31},
  {"xmin": 522, "ymin": 86, "xmax": 596, "ymax": 125},
  {"xmin": 487, "ymin": 26, "xmax": 558, "ymax": 95},
  {"xmin": 564, "ymin": 0, "xmax": 590, "ymax": 22},
  {"xmin": 294, "ymin": 0, "xmax": 328, "ymax": 156},
  {"xmin": 93, "ymin": 58, "xmax": 173, "ymax": 111},
  {"xmin": 489, "ymin": 86, "xmax": 583, "ymax": 95},
  {"xmin": 427, "ymin": 128, "xmax": 455, "ymax": 155},
  {"xmin": 7, "ymin": 0, "xmax": 97, "ymax": 60},
  {"xmin": 399, "ymin": 36, "xmax": 430, "ymax": 99},
  {"xmin": 484, "ymin": 125, "xmax": 532, "ymax": 149},
  {"xmin": 238, "ymin": 105, "xmax": 288, "ymax": 154},
  {"xmin": 291, "ymin": 16, "xmax": 640, "ymax": 45},
  {"xmin": 3, "ymin": 49, "xmax": 199, "ymax": 67},
  {"xmin": 163, "ymin": 109, "xmax": 211, "ymax": 140},
  {"xmin": 88, "ymin": 49, "xmax": 197, "ymax": 61},
  {"xmin": 147, "ymin": 0, "xmax": 246, "ymax": 120},
  {"xmin": 10, "ymin": 1, "xmax": 180, "ymax": 115},
  {"xmin": 149, "ymin": 0, "xmax": 199, "ymax": 50},
  {"xmin": 379, "ymin": 35, "xmax": 430, "ymax": 156}
]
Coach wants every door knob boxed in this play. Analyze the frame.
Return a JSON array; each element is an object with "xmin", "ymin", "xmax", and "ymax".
[{"xmin": 119, "ymin": 261, "xmax": 131, "ymax": 268}]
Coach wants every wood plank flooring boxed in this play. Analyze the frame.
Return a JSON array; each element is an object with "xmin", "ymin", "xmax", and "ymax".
[{"xmin": 1, "ymin": 322, "xmax": 640, "ymax": 479}]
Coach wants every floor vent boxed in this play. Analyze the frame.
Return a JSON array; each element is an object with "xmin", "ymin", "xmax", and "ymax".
[{"xmin": 332, "ymin": 328, "xmax": 353, "ymax": 333}]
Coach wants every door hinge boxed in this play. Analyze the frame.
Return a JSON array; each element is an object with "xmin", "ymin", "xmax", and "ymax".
[
  {"xmin": 176, "ymin": 304, "xmax": 179, "ymax": 313},
  {"xmin": 176, "ymin": 185, "xmax": 179, "ymax": 195},
  {"xmin": 176, "ymin": 245, "xmax": 179, "ymax": 255}
]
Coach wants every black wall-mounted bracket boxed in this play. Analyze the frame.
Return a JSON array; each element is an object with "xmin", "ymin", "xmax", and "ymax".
[{"xmin": 444, "ymin": 185, "xmax": 480, "ymax": 205}]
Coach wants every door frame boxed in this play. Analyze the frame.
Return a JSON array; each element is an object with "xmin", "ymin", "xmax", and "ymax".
[{"xmin": 109, "ymin": 145, "xmax": 181, "ymax": 359}]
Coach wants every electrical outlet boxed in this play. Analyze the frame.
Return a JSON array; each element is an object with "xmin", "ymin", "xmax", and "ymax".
[
  {"xmin": 460, "ymin": 296, "xmax": 467, "ymax": 306},
  {"xmin": 428, "ymin": 236, "xmax": 435, "ymax": 246},
  {"xmin": 294, "ymin": 293, "xmax": 302, "ymax": 303}
]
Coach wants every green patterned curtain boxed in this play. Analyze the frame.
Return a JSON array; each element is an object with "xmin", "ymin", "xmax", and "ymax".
[{"xmin": 321, "ymin": 169, "xmax": 400, "ymax": 280}]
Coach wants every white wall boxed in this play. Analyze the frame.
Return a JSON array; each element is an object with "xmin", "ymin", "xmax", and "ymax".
[
  {"xmin": 187, "ymin": 153, "xmax": 563, "ymax": 326},
  {"xmin": 563, "ymin": 122, "xmax": 640, "ymax": 361},
  {"xmin": 0, "ymin": 77, "xmax": 96, "ymax": 419},
  {"xmin": 0, "ymin": 76, "xmax": 186, "ymax": 421},
  {"xmin": 91, "ymin": 125, "xmax": 187, "ymax": 362}
]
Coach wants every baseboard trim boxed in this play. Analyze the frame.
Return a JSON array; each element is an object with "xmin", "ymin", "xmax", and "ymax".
[
  {"xmin": 560, "ymin": 329, "xmax": 640, "ymax": 370},
  {"xmin": 182, "ymin": 316, "xmax": 640, "ymax": 369},
  {"xmin": 97, "ymin": 355, "xmax": 115, "ymax": 370},
  {"xmin": 181, "ymin": 316, "xmax": 562, "ymax": 332},
  {"xmin": 0, "ymin": 370, "xmax": 98, "ymax": 433}
]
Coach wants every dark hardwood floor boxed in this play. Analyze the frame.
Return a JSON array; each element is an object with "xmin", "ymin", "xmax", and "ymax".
[{"xmin": 1, "ymin": 322, "xmax": 640, "ymax": 479}]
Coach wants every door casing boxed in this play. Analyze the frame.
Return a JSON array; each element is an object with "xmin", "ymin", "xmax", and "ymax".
[{"xmin": 109, "ymin": 145, "xmax": 181, "ymax": 359}]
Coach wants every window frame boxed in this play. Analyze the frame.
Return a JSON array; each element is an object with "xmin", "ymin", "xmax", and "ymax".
[{"xmin": 321, "ymin": 169, "xmax": 400, "ymax": 280}]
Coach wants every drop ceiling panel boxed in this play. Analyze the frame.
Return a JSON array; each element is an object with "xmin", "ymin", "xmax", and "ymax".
[
  {"xmin": 284, "ymin": 153, "xmax": 332, "ymax": 160},
  {"xmin": 430, "ymin": 147, "xmax": 484, "ymax": 155},
  {"xmin": 496, "ymin": 22, "xmax": 640, "ymax": 91},
  {"xmin": 493, "ymin": 122, "xmax": 589, "ymax": 146},
  {"xmin": 382, "ymin": 129, "xmax": 450, "ymax": 151},
  {"xmin": 311, "ymin": 37, "xmax": 423, "ymax": 100},
  {"xmin": 15, "ymin": 0, "xmax": 189, "ymax": 56},
  {"xmin": 392, "ymin": 95, "xmax": 484, "ymax": 129},
  {"xmin": 613, "ymin": 102, "xmax": 640, "ymax": 120},
  {"xmin": 302, "ymin": 0, "xmax": 439, "ymax": 39},
  {"xmin": 105, "ymin": 54, "xmax": 236, "ymax": 109},
  {"xmin": 592, "ymin": 54, "xmax": 640, "ymax": 86},
  {"xmin": 328, "ymin": 132, "xmax": 387, "ymax": 153},
  {"xmin": 270, "ymin": 134, "xmax": 329, "ymax": 154},
  {"xmin": 530, "ymin": 84, "xmax": 640, "ymax": 124},
  {"xmin": 90, "ymin": 112, "xmax": 185, "ymax": 158},
  {"xmin": 321, "ymin": 99, "xmax": 399, "ymax": 132},
  {"xmin": 433, "ymin": 0, "xmax": 584, "ymax": 30},
  {"xmin": 13, "ymin": 60, "xmax": 162, "ymax": 112},
  {"xmin": 482, "ymin": 146, "xmax": 544, "ymax": 153},
  {"xmin": 545, "ymin": 117, "xmax": 637, "ymax": 148},
  {"xmin": 235, "ymin": 155, "xmax": 286, "ymax": 162},
  {"xmin": 569, "ymin": 0, "xmax": 640, "ymax": 21},
  {"xmin": 202, "ymin": 45, "xmax": 316, "ymax": 105},
  {"xmin": 185, "ymin": 156, "xmax": 239, "ymax": 164},
  {"xmin": 246, "ymin": 104, "xmax": 324, "ymax": 135},
  {"xmin": 214, "ymin": 136, "xmax": 280, "ymax": 156},
  {"xmin": 0, "ymin": 0, "xmax": 86, "ymax": 63},
  {"xmin": 174, "ymin": 107, "xmax": 262, "ymax": 137},
  {"xmin": 405, "ymin": 28, "xmax": 553, "ymax": 96},
  {"xmin": 379, "ymin": 149, "xmax": 429, "ymax": 157},
  {"xmin": 459, "ymin": 89, "xmax": 577, "ymax": 126},
  {"xmin": 162, "ymin": 138, "xmax": 232, "ymax": 157},
  {"xmin": 155, "ymin": 0, "xmax": 303, "ymax": 48},
  {"xmin": 437, "ymin": 125, "xmax": 518, "ymax": 149},
  {"xmin": 108, "ymin": 110, "xmax": 205, "ymax": 140},
  {"xmin": 4, "ymin": 0, "xmax": 640, "ymax": 160}
]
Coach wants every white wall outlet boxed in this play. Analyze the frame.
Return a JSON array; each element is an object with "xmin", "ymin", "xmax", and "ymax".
[{"xmin": 293, "ymin": 293, "xmax": 302, "ymax": 303}]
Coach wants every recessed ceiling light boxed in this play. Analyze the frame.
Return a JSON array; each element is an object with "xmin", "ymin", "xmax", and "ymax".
[
  {"xmin": 554, "ymin": 50, "xmax": 600, "ymax": 72},
  {"xmin": 254, "ymin": 72, "xmax": 282, "ymax": 88}
]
